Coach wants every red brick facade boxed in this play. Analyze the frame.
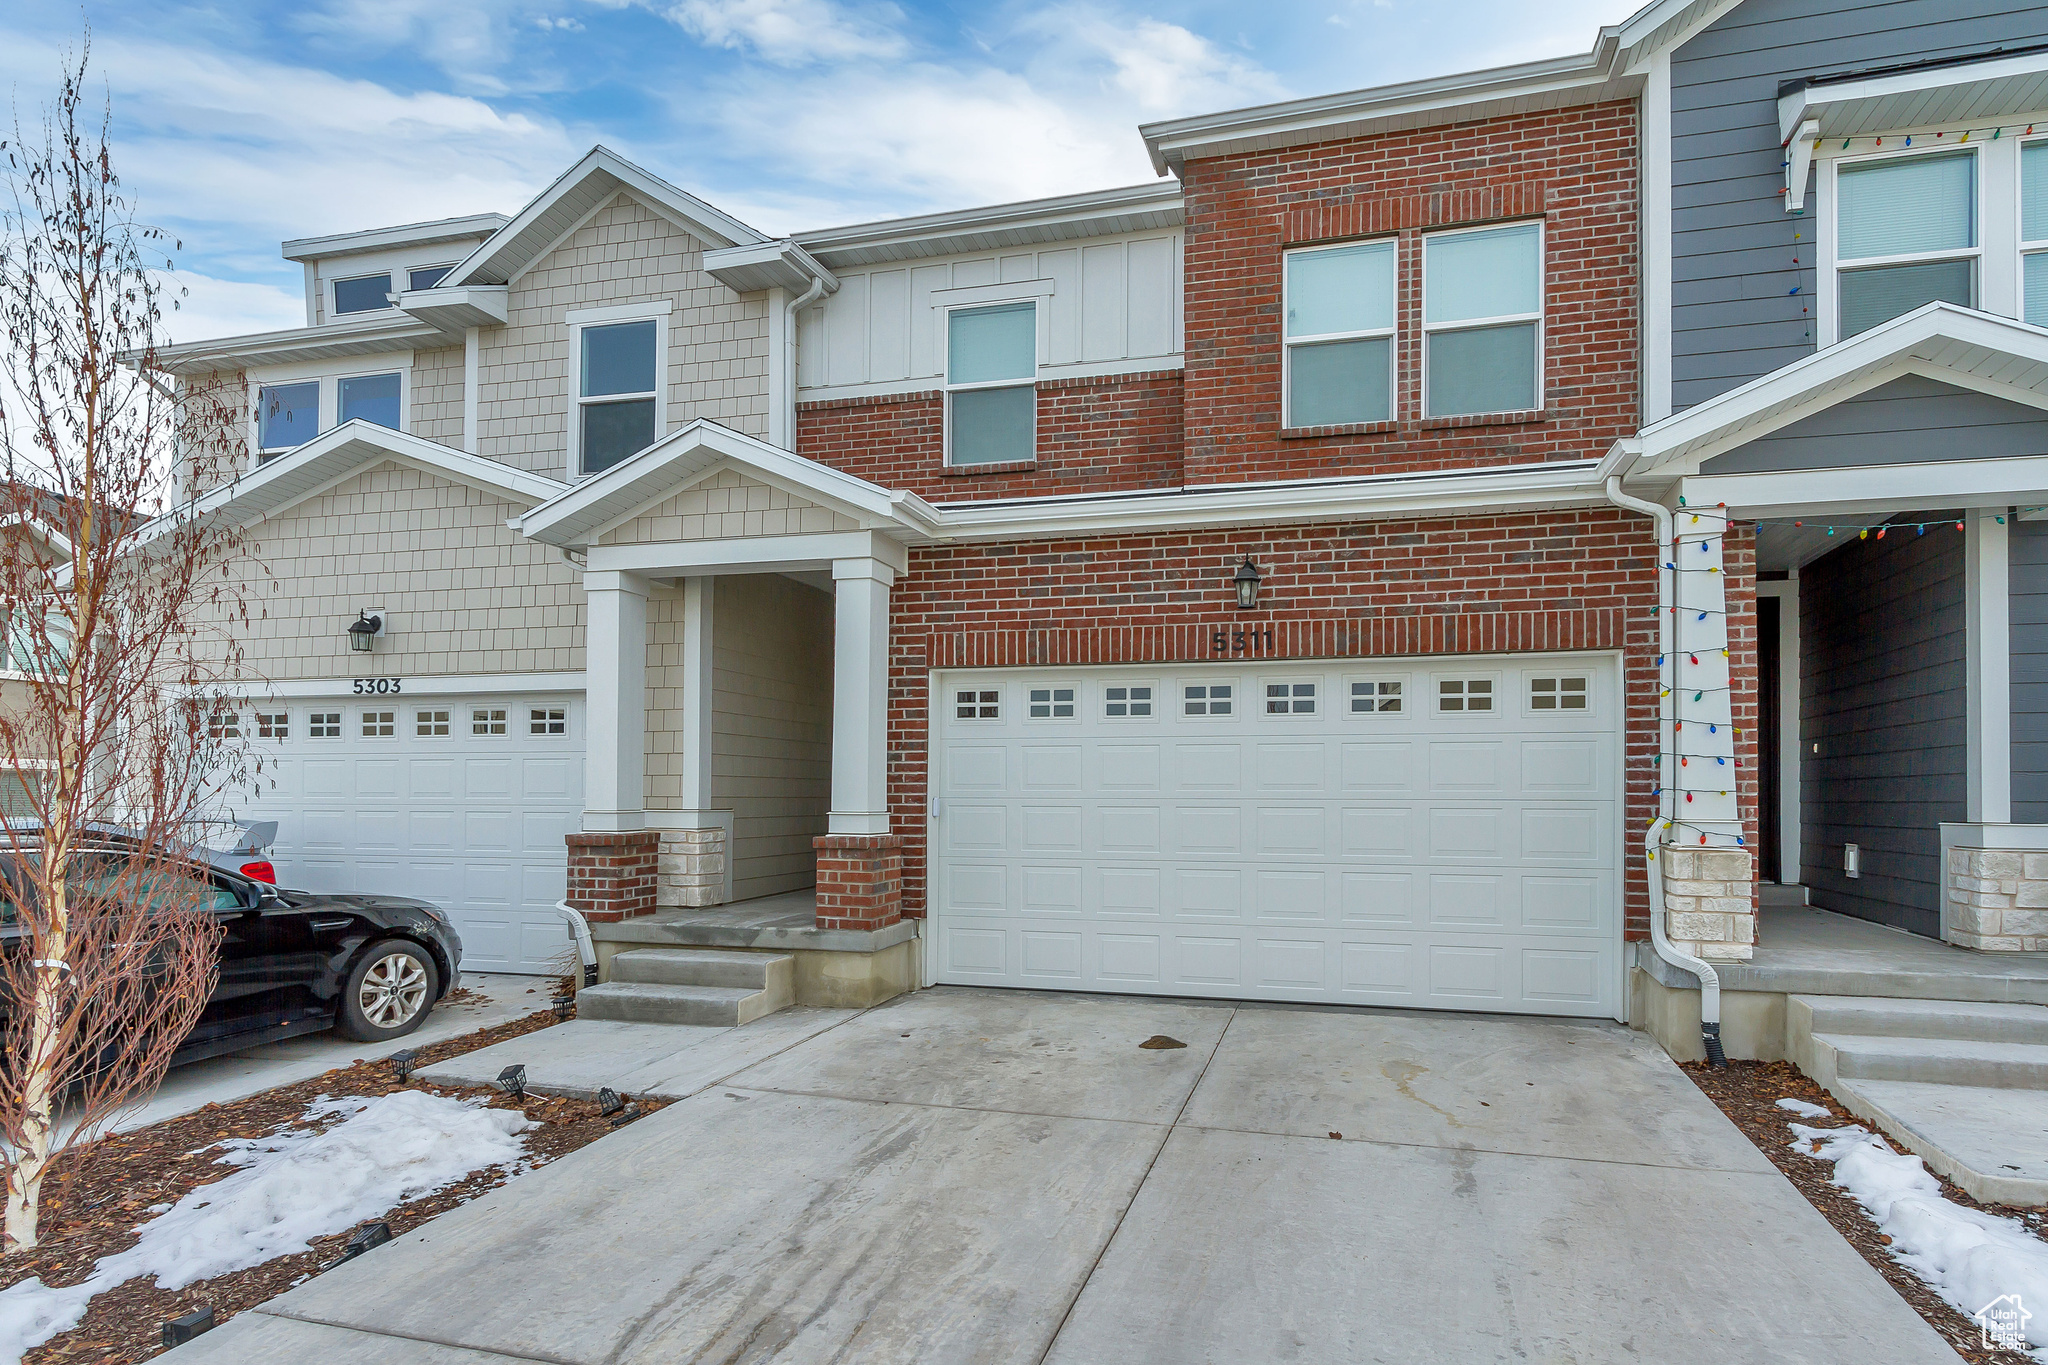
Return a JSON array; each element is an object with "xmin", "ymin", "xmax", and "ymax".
[
  {"xmin": 813, "ymin": 834, "xmax": 905, "ymax": 931},
  {"xmin": 1178, "ymin": 103, "xmax": 1638, "ymax": 485},
  {"xmin": 566, "ymin": 830, "xmax": 659, "ymax": 923}
]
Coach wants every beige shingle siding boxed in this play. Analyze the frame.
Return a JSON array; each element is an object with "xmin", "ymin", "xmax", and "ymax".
[
  {"xmin": 181, "ymin": 368, "xmax": 250, "ymax": 497},
  {"xmin": 212, "ymin": 461, "xmax": 584, "ymax": 682},
  {"xmin": 409, "ymin": 345, "xmax": 467, "ymax": 446},
  {"xmin": 482, "ymin": 193, "xmax": 771, "ymax": 478},
  {"xmin": 600, "ymin": 468, "xmax": 857, "ymax": 547}
]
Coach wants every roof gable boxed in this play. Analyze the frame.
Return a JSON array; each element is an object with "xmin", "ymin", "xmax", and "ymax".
[
  {"xmin": 598, "ymin": 467, "xmax": 861, "ymax": 547},
  {"xmin": 444, "ymin": 147, "xmax": 769, "ymax": 289}
]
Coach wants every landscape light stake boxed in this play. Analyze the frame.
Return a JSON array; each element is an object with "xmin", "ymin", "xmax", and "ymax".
[
  {"xmin": 336, "ymin": 1220, "xmax": 392, "ymax": 1265},
  {"xmin": 495, "ymin": 1064, "xmax": 527, "ymax": 1102},
  {"xmin": 389, "ymin": 1048, "xmax": 418, "ymax": 1083},
  {"xmin": 551, "ymin": 994, "xmax": 574, "ymax": 1022},
  {"xmin": 597, "ymin": 1086, "xmax": 625, "ymax": 1117},
  {"xmin": 609, "ymin": 1103, "xmax": 642, "ymax": 1129},
  {"xmin": 160, "ymin": 1307, "xmax": 215, "ymax": 1348}
]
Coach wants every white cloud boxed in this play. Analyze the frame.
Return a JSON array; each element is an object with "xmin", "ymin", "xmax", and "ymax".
[
  {"xmin": 291, "ymin": 0, "xmax": 520, "ymax": 91},
  {"xmin": 157, "ymin": 271, "xmax": 308, "ymax": 348},
  {"xmin": 1055, "ymin": 14, "xmax": 1287, "ymax": 117},
  {"xmin": 535, "ymin": 14, "xmax": 587, "ymax": 30},
  {"xmin": 662, "ymin": 0, "xmax": 906, "ymax": 65}
]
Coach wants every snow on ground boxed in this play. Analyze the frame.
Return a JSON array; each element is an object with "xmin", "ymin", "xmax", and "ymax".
[
  {"xmin": 1791, "ymin": 1119, "xmax": 2048, "ymax": 1356},
  {"xmin": 1775, "ymin": 1097, "xmax": 1832, "ymax": 1119},
  {"xmin": 0, "ymin": 1089, "xmax": 534, "ymax": 1364}
]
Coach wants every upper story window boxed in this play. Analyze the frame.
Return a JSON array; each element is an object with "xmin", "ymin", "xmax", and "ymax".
[
  {"xmin": 946, "ymin": 302, "xmax": 1036, "ymax": 466},
  {"xmin": 1835, "ymin": 149, "xmax": 1977, "ymax": 337},
  {"xmin": 2020, "ymin": 142, "xmax": 2048, "ymax": 325},
  {"xmin": 408, "ymin": 265, "xmax": 454, "ymax": 291},
  {"xmin": 577, "ymin": 319, "xmax": 659, "ymax": 475},
  {"xmin": 1423, "ymin": 222, "xmax": 1542, "ymax": 416},
  {"xmin": 1283, "ymin": 240, "xmax": 1394, "ymax": 427},
  {"xmin": 333, "ymin": 272, "xmax": 394, "ymax": 315},
  {"xmin": 339, "ymin": 372, "xmax": 401, "ymax": 430},
  {"xmin": 257, "ymin": 381, "xmax": 319, "ymax": 453}
]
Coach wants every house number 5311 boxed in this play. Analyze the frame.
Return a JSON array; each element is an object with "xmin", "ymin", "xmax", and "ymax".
[{"xmin": 1211, "ymin": 627, "xmax": 1273, "ymax": 655}]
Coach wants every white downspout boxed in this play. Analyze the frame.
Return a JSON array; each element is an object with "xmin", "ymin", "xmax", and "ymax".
[
  {"xmin": 777, "ymin": 274, "xmax": 828, "ymax": 452},
  {"xmin": 1605, "ymin": 475, "xmax": 1725, "ymax": 1064}
]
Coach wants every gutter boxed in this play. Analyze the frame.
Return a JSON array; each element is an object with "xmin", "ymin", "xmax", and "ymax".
[{"xmin": 1604, "ymin": 475, "xmax": 1725, "ymax": 1065}]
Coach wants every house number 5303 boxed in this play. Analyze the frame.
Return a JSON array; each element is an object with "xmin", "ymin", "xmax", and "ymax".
[
  {"xmin": 1211, "ymin": 627, "xmax": 1273, "ymax": 655},
  {"xmin": 352, "ymin": 677, "xmax": 403, "ymax": 695}
]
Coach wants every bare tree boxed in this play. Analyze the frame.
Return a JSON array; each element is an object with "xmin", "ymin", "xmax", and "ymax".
[{"xmin": 0, "ymin": 41, "xmax": 256, "ymax": 1249}]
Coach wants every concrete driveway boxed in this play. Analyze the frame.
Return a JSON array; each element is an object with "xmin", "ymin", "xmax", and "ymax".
[{"xmin": 168, "ymin": 988, "xmax": 1960, "ymax": 1364}]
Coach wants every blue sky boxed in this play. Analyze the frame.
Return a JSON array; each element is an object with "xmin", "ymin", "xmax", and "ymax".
[{"xmin": 6, "ymin": 0, "xmax": 1640, "ymax": 342}]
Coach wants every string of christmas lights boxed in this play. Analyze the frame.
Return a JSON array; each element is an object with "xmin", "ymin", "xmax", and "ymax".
[{"xmin": 1656, "ymin": 506, "xmax": 1746, "ymax": 850}]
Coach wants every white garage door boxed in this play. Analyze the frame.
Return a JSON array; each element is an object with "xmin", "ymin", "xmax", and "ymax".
[
  {"xmin": 930, "ymin": 656, "xmax": 1621, "ymax": 1017},
  {"xmin": 244, "ymin": 695, "xmax": 584, "ymax": 975}
]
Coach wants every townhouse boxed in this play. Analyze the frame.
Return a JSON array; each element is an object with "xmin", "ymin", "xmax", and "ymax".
[{"xmin": 151, "ymin": 0, "xmax": 2048, "ymax": 1055}]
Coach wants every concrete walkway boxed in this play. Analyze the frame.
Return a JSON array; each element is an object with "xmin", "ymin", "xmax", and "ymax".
[{"xmin": 168, "ymin": 989, "xmax": 1961, "ymax": 1364}]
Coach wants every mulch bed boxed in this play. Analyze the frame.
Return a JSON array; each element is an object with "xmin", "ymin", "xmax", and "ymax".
[
  {"xmin": 5, "ymin": 1000, "xmax": 665, "ymax": 1364},
  {"xmin": 1683, "ymin": 1059, "xmax": 2041, "ymax": 1364}
]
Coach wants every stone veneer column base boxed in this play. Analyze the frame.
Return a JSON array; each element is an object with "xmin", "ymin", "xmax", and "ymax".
[
  {"xmin": 566, "ymin": 830, "xmax": 660, "ymax": 924},
  {"xmin": 1946, "ymin": 848, "xmax": 2048, "ymax": 950},
  {"xmin": 1660, "ymin": 845, "xmax": 1756, "ymax": 962},
  {"xmin": 813, "ymin": 834, "xmax": 903, "ymax": 931},
  {"xmin": 658, "ymin": 828, "xmax": 727, "ymax": 909}
]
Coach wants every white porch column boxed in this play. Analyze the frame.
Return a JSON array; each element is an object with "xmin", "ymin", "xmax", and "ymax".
[
  {"xmin": 583, "ymin": 569, "xmax": 649, "ymax": 832},
  {"xmin": 1966, "ymin": 510, "xmax": 2013, "ymax": 823},
  {"xmin": 829, "ymin": 556, "xmax": 896, "ymax": 836},
  {"xmin": 677, "ymin": 575, "xmax": 716, "ymax": 816}
]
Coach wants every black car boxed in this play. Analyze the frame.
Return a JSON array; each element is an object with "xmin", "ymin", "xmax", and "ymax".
[{"xmin": 0, "ymin": 840, "xmax": 463, "ymax": 1065}]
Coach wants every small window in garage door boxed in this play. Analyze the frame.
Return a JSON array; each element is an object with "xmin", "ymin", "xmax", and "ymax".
[
  {"xmin": 1104, "ymin": 684, "xmax": 1154, "ymax": 717},
  {"xmin": 309, "ymin": 711, "xmax": 341, "ymax": 739},
  {"xmin": 1264, "ymin": 680, "xmax": 1317, "ymax": 714},
  {"xmin": 954, "ymin": 688, "xmax": 1000, "ymax": 720},
  {"xmin": 1347, "ymin": 677, "xmax": 1404, "ymax": 714},
  {"xmin": 1181, "ymin": 681, "xmax": 1235, "ymax": 716},
  {"xmin": 1436, "ymin": 677, "xmax": 1494, "ymax": 713},
  {"xmin": 472, "ymin": 708, "xmax": 507, "ymax": 735},
  {"xmin": 1027, "ymin": 686, "xmax": 1076, "ymax": 719},
  {"xmin": 1528, "ymin": 675, "xmax": 1589, "ymax": 712}
]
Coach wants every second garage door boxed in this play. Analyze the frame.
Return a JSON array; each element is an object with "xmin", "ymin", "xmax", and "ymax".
[
  {"xmin": 930, "ymin": 655, "xmax": 1622, "ymax": 1017},
  {"xmin": 244, "ymin": 694, "xmax": 584, "ymax": 975}
]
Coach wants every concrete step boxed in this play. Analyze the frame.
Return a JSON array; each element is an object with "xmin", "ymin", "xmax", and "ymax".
[
  {"xmin": 610, "ymin": 948, "xmax": 793, "ymax": 992},
  {"xmin": 1793, "ymin": 994, "xmax": 2048, "ymax": 1045},
  {"xmin": 576, "ymin": 982, "xmax": 781, "ymax": 1028},
  {"xmin": 1832, "ymin": 1077, "xmax": 2048, "ymax": 1206},
  {"xmin": 1809, "ymin": 1032, "xmax": 2048, "ymax": 1090}
]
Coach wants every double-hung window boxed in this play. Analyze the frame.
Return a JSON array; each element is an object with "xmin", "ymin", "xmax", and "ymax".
[
  {"xmin": 577, "ymin": 319, "xmax": 659, "ymax": 474},
  {"xmin": 2022, "ymin": 142, "xmax": 2048, "ymax": 325},
  {"xmin": 1283, "ymin": 240, "xmax": 1395, "ymax": 427},
  {"xmin": 1835, "ymin": 149, "xmax": 1977, "ymax": 337},
  {"xmin": 946, "ymin": 303, "xmax": 1036, "ymax": 466},
  {"xmin": 332, "ymin": 273, "xmax": 393, "ymax": 315},
  {"xmin": 1423, "ymin": 222, "xmax": 1542, "ymax": 416},
  {"xmin": 257, "ymin": 381, "xmax": 320, "ymax": 454}
]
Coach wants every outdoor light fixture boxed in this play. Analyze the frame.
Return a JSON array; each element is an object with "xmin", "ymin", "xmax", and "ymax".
[
  {"xmin": 161, "ymin": 1307, "xmax": 215, "ymax": 1348},
  {"xmin": 346, "ymin": 611, "xmax": 383, "ymax": 653},
  {"xmin": 597, "ymin": 1086, "xmax": 625, "ymax": 1118},
  {"xmin": 1232, "ymin": 556, "xmax": 1262, "ymax": 610},
  {"xmin": 389, "ymin": 1048, "xmax": 418, "ymax": 1082},
  {"xmin": 551, "ymin": 993, "xmax": 575, "ymax": 1022},
  {"xmin": 495, "ymin": 1063, "xmax": 528, "ymax": 1101},
  {"xmin": 609, "ymin": 1102, "xmax": 642, "ymax": 1129},
  {"xmin": 339, "ymin": 1221, "xmax": 393, "ymax": 1264}
]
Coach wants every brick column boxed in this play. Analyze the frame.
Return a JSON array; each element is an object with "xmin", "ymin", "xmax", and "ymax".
[
  {"xmin": 566, "ymin": 830, "xmax": 659, "ymax": 923},
  {"xmin": 1660, "ymin": 845, "xmax": 1756, "ymax": 961},
  {"xmin": 813, "ymin": 834, "xmax": 902, "ymax": 931}
]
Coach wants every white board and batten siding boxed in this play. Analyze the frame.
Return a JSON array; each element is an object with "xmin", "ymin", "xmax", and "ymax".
[
  {"xmin": 245, "ymin": 694, "xmax": 585, "ymax": 976},
  {"xmin": 929, "ymin": 656, "xmax": 1624, "ymax": 1019},
  {"xmin": 797, "ymin": 232, "xmax": 1182, "ymax": 399}
]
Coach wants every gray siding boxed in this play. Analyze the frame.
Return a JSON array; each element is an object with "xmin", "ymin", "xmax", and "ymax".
[
  {"xmin": 1671, "ymin": 0, "xmax": 2048, "ymax": 410},
  {"xmin": 2010, "ymin": 518, "xmax": 2048, "ymax": 819},
  {"xmin": 1701, "ymin": 375, "xmax": 2048, "ymax": 472},
  {"xmin": 1799, "ymin": 517, "xmax": 1966, "ymax": 936}
]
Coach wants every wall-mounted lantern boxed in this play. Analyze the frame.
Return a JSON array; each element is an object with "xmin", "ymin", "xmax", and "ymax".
[
  {"xmin": 347, "ymin": 611, "xmax": 383, "ymax": 653},
  {"xmin": 1232, "ymin": 557, "xmax": 1262, "ymax": 611}
]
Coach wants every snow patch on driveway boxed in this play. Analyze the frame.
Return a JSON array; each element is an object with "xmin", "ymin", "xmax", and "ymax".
[
  {"xmin": 1792, "ymin": 1120, "xmax": 2048, "ymax": 1355},
  {"xmin": 0, "ymin": 1089, "xmax": 534, "ymax": 1364}
]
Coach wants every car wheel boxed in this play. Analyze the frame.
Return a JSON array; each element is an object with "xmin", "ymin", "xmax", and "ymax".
[{"xmin": 338, "ymin": 939, "xmax": 439, "ymax": 1042}]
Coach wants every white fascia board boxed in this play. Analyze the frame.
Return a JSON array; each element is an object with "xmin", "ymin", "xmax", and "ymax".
[
  {"xmin": 147, "ymin": 316, "xmax": 447, "ymax": 375},
  {"xmin": 1681, "ymin": 456, "xmax": 2048, "ymax": 519},
  {"xmin": 516, "ymin": 420, "xmax": 937, "ymax": 548},
  {"xmin": 586, "ymin": 530, "xmax": 910, "ymax": 577},
  {"xmin": 796, "ymin": 183, "xmax": 1183, "ymax": 268},
  {"xmin": 281, "ymin": 214, "xmax": 510, "ymax": 263},
  {"xmin": 701, "ymin": 240, "xmax": 838, "ymax": 296},
  {"xmin": 396, "ymin": 285, "xmax": 508, "ymax": 330},
  {"xmin": 1778, "ymin": 48, "xmax": 2048, "ymax": 144},
  {"xmin": 1622, "ymin": 303, "xmax": 2048, "ymax": 478},
  {"xmin": 243, "ymin": 671, "xmax": 585, "ymax": 699},
  {"xmin": 921, "ymin": 460, "xmax": 1608, "ymax": 543},
  {"xmin": 443, "ymin": 147, "xmax": 767, "ymax": 289}
]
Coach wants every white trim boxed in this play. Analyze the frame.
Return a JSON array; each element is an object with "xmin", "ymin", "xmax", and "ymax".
[
  {"xmin": 249, "ymin": 356, "xmax": 415, "ymax": 464},
  {"xmin": 1755, "ymin": 577, "xmax": 1801, "ymax": 883},
  {"xmin": 1642, "ymin": 50, "xmax": 1674, "ymax": 422},
  {"xmin": 587, "ymin": 529, "xmax": 911, "ymax": 578},
  {"xmin": 238, "ymin": 672, "xmax": 584, "ymax": 700},
  {"xmin": 565, "ymin": 300, "xmax": 674, "ymax": 325},
  {"xmin": 1282, "ymin": 237, "xmax": 1397, "ymax": 427},
  {"xmin": 1818, "ymin": 141, "xmax": 1985, "ymax": 348},
  {"xmin": 798, "ymin": 355, "xmax": 1181, "ymax": 405},
  {"xmin": 1421, "ymin": 219, "xmax": 1545, "ymax": 418},
  {"xmin": 1967, "ymin": 511, "xmax": 2013, "ymax": 824},
  {"xmin": 330, "ymin": 267, "xmax": 400, "ymax": 320},
  {"xmin": 570, "ymin": 311, "xmax": 669, "ymax": 480},
  {"xmin": 1779, "ymin": 48, "xmax": 2048, "ymax": 144},
  {"xmin": 929, "ymin": 279, "xmax": 1057, "ymax": 306},
  {"xmin": 1680, "ymin": 458, "xmax": 2048, "ymax": 519},
  {"xmin": 943, "ymin": 299, "xmax": 1039, "ymax": 469},
  {"xmin": 462, "ymin": 327, "xmax": 480, "ymax": 454}
]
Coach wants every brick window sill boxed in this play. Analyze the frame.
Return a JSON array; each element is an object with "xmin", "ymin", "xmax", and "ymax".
[
  {"xmin": 1279, "ymin": 421, "xmax": 1400, "ymax": 440},
  {"xmin": 1418, "ymin": 408, "xmax": 1551, "ymax": 431},
  {"xmin": 941, "ymin": 460, "xmax": 1038, "ymax": 477}
]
